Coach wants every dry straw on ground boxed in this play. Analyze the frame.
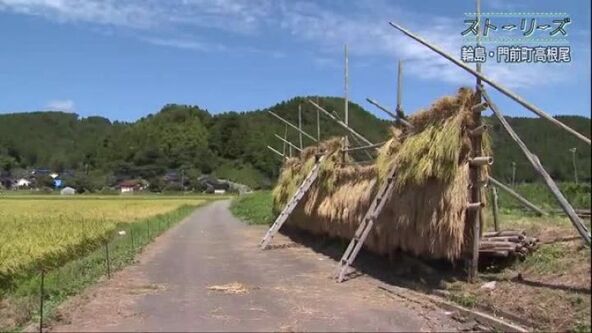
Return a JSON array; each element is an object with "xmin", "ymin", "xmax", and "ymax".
[{"xmin": 272, "ymin": 88, "xmax": 490, "ymax": 260}]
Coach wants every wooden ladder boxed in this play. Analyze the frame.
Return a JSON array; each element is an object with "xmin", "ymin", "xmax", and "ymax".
[
  {"xmin": 335, "ymin": 164, "xmax": 398, "ymax": 282},
  {"xmin": 260, "ymin": 156, "xmax": 325, "ymax": 250}
]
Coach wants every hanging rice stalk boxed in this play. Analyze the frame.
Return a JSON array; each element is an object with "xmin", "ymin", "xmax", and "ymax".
[{"xmin": 272, "ymin": 88, "xmax": 492, "ymax": 260}]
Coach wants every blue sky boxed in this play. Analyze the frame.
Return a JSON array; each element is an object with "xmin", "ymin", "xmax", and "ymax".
[{"xmin": 0, "ymin": 0, "xmax": 590, "ymax": 121}]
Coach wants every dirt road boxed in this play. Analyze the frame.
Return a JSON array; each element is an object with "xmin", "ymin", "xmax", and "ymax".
[{"xmin": 51, "ymin": 200, "xmax": 462, "ymax": 332}]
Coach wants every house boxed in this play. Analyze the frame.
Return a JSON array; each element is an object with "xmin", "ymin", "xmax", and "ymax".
[
  {"xmin": 197, "ymin": 175, "xmax": 230, "ymax": 194},
  {"xmin": 60, "ymin": 187, "xmax": 76, "ymax": 195},
  {"xmin": 117, "ymin": 179, "xmax": 147, "ymax": 193},
  {"xmin": 15, "ymin": 178, "xmax": 31, "ymax": 188}
]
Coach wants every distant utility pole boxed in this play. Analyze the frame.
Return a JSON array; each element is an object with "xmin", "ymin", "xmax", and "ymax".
[
  {"xmin": 511, "ymin": 161, "xmax": 516, "ymax": 186},
  {"xmin": 570, "ymin": 147, "xmax": 578, "ymax": 184}
]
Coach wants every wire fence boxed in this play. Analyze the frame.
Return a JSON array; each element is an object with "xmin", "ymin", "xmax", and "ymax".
[{"xmin": 1, "ymin": 205, "xmax": 195, "ymax": 333}]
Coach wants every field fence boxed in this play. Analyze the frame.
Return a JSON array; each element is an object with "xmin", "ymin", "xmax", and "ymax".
[{"xmin": 2, "ymin": 205, "xmax": 194, "ymax": 333}]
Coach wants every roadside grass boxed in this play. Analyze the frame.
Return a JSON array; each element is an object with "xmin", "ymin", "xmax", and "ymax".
[
  {"xmin": 230, "ymin": 191, "xmax": 274, "ymax": 225},
  {"xmin": 0, "ymin": 200, "xmax": 210, "ymax": 332},
  {"xmin": 446, "ymin": 208, "xmax": 591, "ymax": 332}
]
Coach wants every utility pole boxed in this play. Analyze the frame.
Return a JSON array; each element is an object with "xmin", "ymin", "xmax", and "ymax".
[{"xmin": 570, "ymin": 147, "xmax": 578, "ymax": 184}]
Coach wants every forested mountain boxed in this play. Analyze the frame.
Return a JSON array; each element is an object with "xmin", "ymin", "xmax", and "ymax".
[{"xmin": 0, "ymin": 96, "xmax": 589, "ymax": 190}]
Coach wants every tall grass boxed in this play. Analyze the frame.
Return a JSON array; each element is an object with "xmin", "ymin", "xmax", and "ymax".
[{"xmin": 230, "ymin": 191, "xmax": 274, "ymax": 225}]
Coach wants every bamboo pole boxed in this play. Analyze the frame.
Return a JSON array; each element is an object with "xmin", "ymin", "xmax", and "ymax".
[
  {"xmin": 366, "ymin": 98, "xmax": 414, "ymax": 129},
  {"xmin": 307, "ymin": 99, "xmax": 373, "ymax": 146},
  {"xmin": 487, "ymin": 176, "xmax": 547, "ymax": 216},
  {"xmin": 388, "ymin": 21, "xmax": 591, "ymax": 145},
  {"xmin": 267, "ymin": 145, "xmax": 285, "ymax": 158},
  {"xmin": 268, "ymin": 111, "xmax": 318, "ymax": 142},
  {"xmin": 482, "ymin": 89, "xmax": 591, "ymax": 244},
  {"xmin": 316, "ymin": 107, "xmax": 321, "ymax": 141},
  {"xmin": 274, "ymin": 134, "xmax": 302, "ymax": 152}
]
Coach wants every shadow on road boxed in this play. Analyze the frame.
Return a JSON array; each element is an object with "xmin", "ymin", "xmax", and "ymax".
[{"xmin": 275, "ymin": 226, "xmax": 465, "ymax": 294}]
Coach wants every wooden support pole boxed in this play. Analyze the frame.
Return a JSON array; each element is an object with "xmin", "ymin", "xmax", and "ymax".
[
  {"xmin": 268, "ymin": 111, "xmax": 318, "ymax": 142},
  {"xmin": 388, "ymin": 21, "xmax": 591, "ymax": 145},
  {"xmin": 274, "ymin": 134, "xmax": 302, "ymax": 152},
  {"xmin": 307, "ymin": 99, "xmax": 373, "ymax": 146},
  {"xmin": 482, "ymin": 89, "xmax": 591, "ymax": 244},
  {"xmin": 491, "ymin": 186, "xmax": 500, "ymax": 232},
  {"xmin": 487, "ymin": 176, "xmax": 547, "ymax": 216},
  {"xmin": 366, "ymin": 98, "xmax": 414, "ymax": 129}
]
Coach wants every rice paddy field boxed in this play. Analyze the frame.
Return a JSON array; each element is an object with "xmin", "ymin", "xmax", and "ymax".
[{"xmin": 0, "ymin": 195, "xmax": 214, "ymax": 288}]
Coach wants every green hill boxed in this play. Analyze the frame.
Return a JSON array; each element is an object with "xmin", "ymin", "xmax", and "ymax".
[{"xmin": 0, "ymin": 97, "xmax": 589, "ymax": 190}]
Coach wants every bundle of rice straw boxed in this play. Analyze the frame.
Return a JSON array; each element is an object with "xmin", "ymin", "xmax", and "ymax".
[{"xmin": 272, "ymin": 88, "xmax": 491, "ymax": 260}]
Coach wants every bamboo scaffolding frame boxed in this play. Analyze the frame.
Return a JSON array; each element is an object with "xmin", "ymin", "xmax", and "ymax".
[{"xmin": 482, "ymin": 89, "xmax": 591, "ymax": 244}]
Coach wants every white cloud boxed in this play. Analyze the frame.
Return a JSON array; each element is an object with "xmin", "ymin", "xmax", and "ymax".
[
  {"xmin": 0, "ymin": 0, "xmax": 583, "ymax": 89},
  {"xmin": 142, "ymin": 37, "xmax": 227, "ymax": 52},
  {"xmin": 46, "ymin": 99, "xmax": 75, "ymax": 112}
]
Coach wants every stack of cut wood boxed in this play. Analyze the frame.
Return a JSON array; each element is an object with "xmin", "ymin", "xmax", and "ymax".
[{"xmin": 479, "ymin": 230, "xmax": 538, "ymax": 259}]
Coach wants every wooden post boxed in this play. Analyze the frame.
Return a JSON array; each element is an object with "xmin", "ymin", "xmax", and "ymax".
[
  {"xmin": 344, "ymin": 44, "xmax": 349, "ymax": 127},
  {"xmin": 491, "ymin": 186, "xmax": 500, "ymax": 232},
  {"xmin": 482, "ymin": 89, "xmax": 591, "ymax": 244},
  {"xmin": 570, "ymin": 148, "xmax": 578, "ymax": 184},
  {"xmin": 388, "ymin": 21, "xmax": 591, "ymax": 145},
  {"xmin": 298, "ymin": 104, "xmax": 303, "ymax": 149},
  {"xmin": 317, "ymin": 107, "xmax": 321, "ymax": 141},
  {"xmin": 397, "ymin": 60, "xmax": 402, "ymax": 113},
  {"xmin": 39, "ymin": 269, "xmax": 44, "ymax": 333},
  {"xmin": 282, "ymin": 124, "xmax": 288, "ymax": 156},
  {"xmin": 344, "ymin": 44, "xmax": 350, "ymax": 157},
  {"xmin": 511, "ymin": 161, "xmax": 516, "ymax": 187},
  {"xmin": 468, "ymin": 0, "xmax": 482, "ymax": 283}
]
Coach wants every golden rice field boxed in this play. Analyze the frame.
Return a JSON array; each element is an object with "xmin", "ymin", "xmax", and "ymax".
[{"xmin": 0, "ymin": 196, "xmax": 206, "ymax": 285}]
